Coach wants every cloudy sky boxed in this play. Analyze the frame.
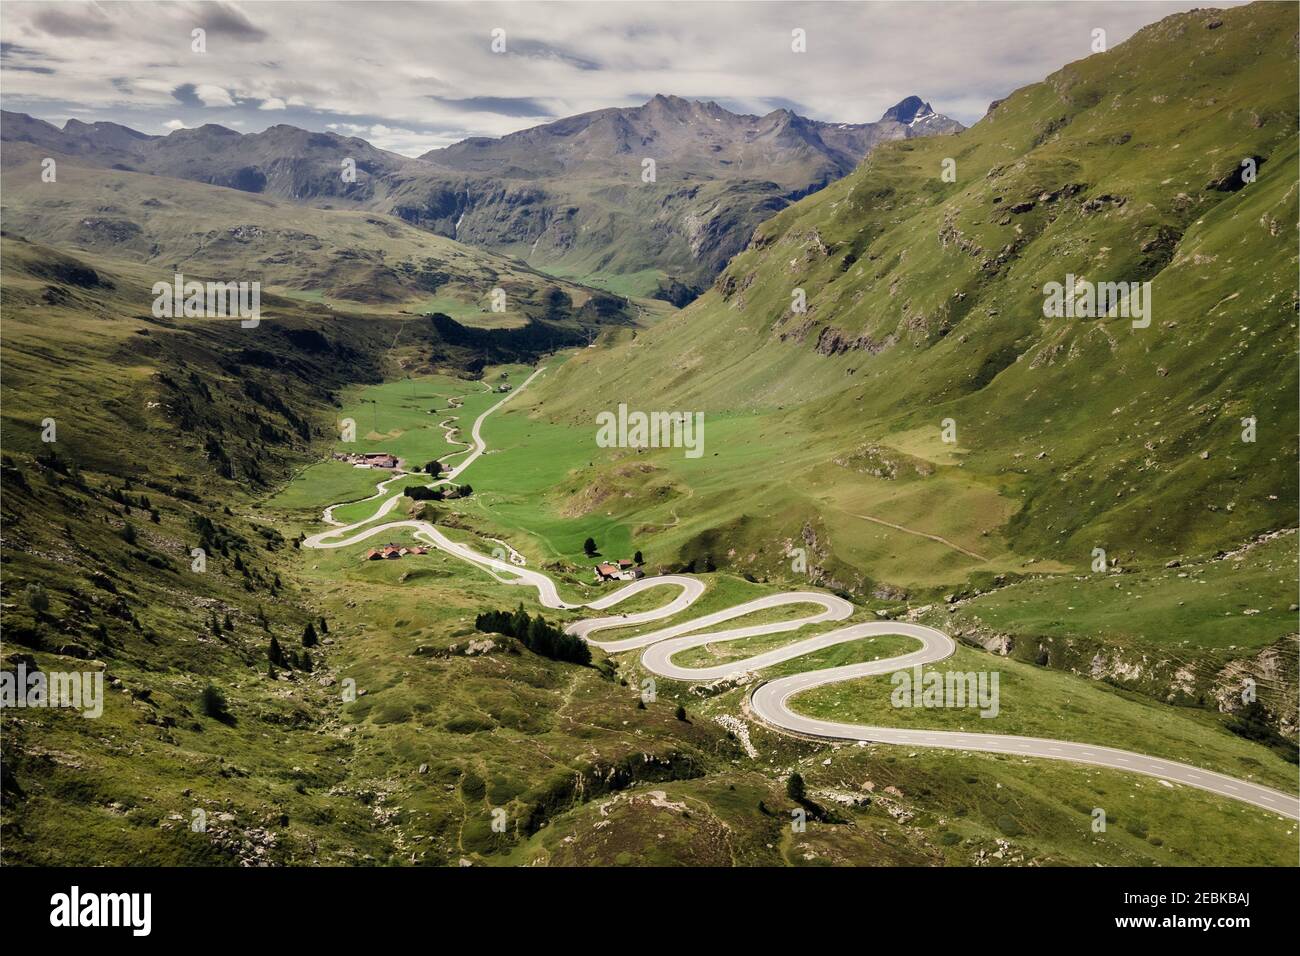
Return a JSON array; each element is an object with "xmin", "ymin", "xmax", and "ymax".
[{"xmin": 1, "ymin": 0, "xmax": 1237, "ymax": 156}]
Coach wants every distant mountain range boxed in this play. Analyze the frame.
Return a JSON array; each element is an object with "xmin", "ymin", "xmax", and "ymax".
[
  {"xmin": 1, "ymin": 95, "xmax": 961, "ymax": 302},
  {"xmin": 421, "ymin": 94, "xmax": 957, "ymax": 183}
]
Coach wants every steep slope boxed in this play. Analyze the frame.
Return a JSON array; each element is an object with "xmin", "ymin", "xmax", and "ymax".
[
  {"xmin": 0, "ymin": 239, "xmax": 741, "ymax": 866},
  {"xmin": 527, "ymin": 2, "xmax": 1297, "ymax": 571},
  {"xmin": 0, "ymin": 236, "xmax": 568, "ymax": 484},
  {"xmin": 0, "ymin": 239, "xmax": 418, "ymax": 864}
]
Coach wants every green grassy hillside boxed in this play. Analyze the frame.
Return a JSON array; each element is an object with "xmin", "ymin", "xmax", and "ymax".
[
  {"xmin": 443, "ymin": 3, "xmax": 1297, "ymax": 728},
  {"xmin": 0, "ymin": 239, "xmax": 640, "ymax": 865},
  {"xmin": 0, "ymin": 143, "xmax": 631, "ymax": 330},
  {"xmin": 519, "ymin": 2, "xmax": 1296, "ymax": 579},
  {"xmin": 3, "ymin": 2, "xmax": 1295, "ymax": 868},
  {"xmin": 273, "ymin": 417, "xmax": 1298, "ymax": 867},
  {"xmin": 0, "ymin": 255, "xmax": 377, "ymax": 861}
]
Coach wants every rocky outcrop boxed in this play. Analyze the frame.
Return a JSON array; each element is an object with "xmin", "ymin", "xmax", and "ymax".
[{"xmin": 813, "ymin": 325, "xmax": 895, "ymax": 356}]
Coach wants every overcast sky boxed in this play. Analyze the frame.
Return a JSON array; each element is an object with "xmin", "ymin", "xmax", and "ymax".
[{"xmin": 1, "ymin": 0, "xmax": 1239, "ymax": 156}]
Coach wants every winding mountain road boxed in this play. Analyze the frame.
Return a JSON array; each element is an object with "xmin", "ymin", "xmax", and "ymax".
[{"xmin": 302, "ymin": 368, "xmax": 1300, "ymax": 822}]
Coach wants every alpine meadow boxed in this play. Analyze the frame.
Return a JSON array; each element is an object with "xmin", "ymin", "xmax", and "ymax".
[{"xmin": 1, "ymin": 0, "xmax": 1297, "ymax": 918}]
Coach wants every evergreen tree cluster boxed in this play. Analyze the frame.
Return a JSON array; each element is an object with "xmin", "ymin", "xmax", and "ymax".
[
  {"xmin": 267, "ymin": 633, "xmax": 313, "ymax": 674},
  {"xmin": 200, "ymin": 684, "xmax": 232, "ymax": 722},
  {"xmin": 403, "ymin": 483, "xmax": 472, "ymax": 501},
  {"xmin": 474, "ymin": 604, "xmax": 592, "ymax": 666}
]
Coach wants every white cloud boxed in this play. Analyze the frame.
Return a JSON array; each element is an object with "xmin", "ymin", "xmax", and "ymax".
[
  {"xmin": 163, "ymin": 119, "xmax": 186, "ymax": 131},
  {"xmin": 194, "ymin": 83, "xmax": 235, "ymax": 107},
  {"xmin": 0, "ymin": 0, "xmax": 1243, "ymax": 156}
]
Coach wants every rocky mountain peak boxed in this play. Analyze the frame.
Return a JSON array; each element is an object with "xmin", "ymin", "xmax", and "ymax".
[{"xmin": 880, "ymin": 95, "xmax": 935, "ymax": 125}]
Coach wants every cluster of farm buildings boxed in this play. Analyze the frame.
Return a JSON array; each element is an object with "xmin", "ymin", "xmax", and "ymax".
[
  {"xmin": 366, "ymin": 543, "xmax": 429, "ymax": 560},
  {"xmin": 594, "ymin": 559, "xmax": 644, "ymax": 582},
  {"xmin": 334, "ymin": 451, "xmax": 401, "ymax": 469}
]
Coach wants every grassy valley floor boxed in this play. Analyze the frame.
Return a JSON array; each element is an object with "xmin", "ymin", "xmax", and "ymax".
[{"xmin": 254, "ymin": 364, "xmax": 1298, "ymax": 866}]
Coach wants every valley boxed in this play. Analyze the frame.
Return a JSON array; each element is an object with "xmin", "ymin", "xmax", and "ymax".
[
  {"xmin": 1, "ymin": 0, "xmax": 1296, "ymax": 876},
  {"xmin": 295, "ymin": 366, "xmax": 1298, "ymax": 817},
  {"xmin": 4, "ymin": 307, "xmax": 1296, "ymax": 865},
  {"xmin": 222, "ymin": 351, "xmax": 1294, "ymax": 865}
]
